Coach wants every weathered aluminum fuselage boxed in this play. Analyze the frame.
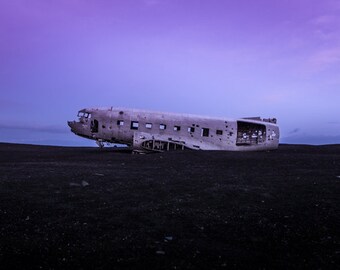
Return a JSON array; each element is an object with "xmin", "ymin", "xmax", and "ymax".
[{"xmin": 68, "ymin": 107, "xmax": 279, "ymax": 151}]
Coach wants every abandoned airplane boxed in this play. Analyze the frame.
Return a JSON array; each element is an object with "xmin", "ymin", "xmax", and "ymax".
[{"xmin": 68, "ymin": 107, "xmax": 279, "ymax": 152}]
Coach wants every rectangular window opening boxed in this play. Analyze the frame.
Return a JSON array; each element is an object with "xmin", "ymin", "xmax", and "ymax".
[
  {"xmin": 174, "ymin": 125, "xmax": 181, "ymax": 131},
  {"xmin": 160, "ymin": 124, "xmax": 166, "ymax": 130},
  {"xmin": 216, "ymin": 130, "xmax": 223, "ymax": 135},
  {"xmin": 188, "ymin": 127, "xmax": 195, "ymax": 133},
  {"xmin": 117, "ymin": 120, "xmax": 124, "ymax": 126},
  {"xmin": 130, "ymin": 121, "xmax": 139, "ymax": 130},
  {"xmin": 145, "ymin": 123, "xmax": 152, "ymax": 129},
  {"xmin": 201, "ymin": 128, "xmax": 209, "ymax": 137}
]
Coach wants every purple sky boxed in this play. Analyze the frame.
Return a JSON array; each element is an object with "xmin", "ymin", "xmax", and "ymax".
[{"xmin": 1, "ymin": 0, "xmax": 340, "ymax": 145}]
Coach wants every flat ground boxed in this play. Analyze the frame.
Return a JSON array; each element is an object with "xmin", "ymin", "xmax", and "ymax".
[{"xmin": 0, "ymin": 143, "xmax": 339, "ymax": 269}]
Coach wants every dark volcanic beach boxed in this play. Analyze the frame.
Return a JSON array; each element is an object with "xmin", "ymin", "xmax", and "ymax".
[{"xmin": 0, "ymin": 143, "xmax": 339, "ymax": 269}]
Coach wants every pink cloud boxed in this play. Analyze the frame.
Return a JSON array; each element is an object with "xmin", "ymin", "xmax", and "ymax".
[
  {"xmin": 311, "ymin": 15, "xmax": 337, "ymax": 25},
  {"xmin": 307, "ymin": 48, "xmax": 340, "ymax": 72}
]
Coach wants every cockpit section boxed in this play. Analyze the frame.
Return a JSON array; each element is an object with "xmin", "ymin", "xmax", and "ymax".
[
  {"xmin": 68, "ymin": 109, "xmax": 95, "ymax": 140},
  {"xmin": 71, "ymin": 109, "xmax": 100, "ymax": 134},
  {"xmin": 77, "ymin": 111, "xmax": 91, "ymax": 123}
]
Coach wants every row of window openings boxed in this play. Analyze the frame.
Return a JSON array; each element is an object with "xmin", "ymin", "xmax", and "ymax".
[{"xmin": 117, "ymin": 120, "xmax": 223, "ymax": 136}]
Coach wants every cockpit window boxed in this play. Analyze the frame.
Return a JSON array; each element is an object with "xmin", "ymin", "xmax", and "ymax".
[{"xmin": 77, "ymin": 112, "xmax": 91, "ymax": 118}]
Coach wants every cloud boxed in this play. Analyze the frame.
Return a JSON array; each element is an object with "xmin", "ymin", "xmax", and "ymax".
[
  {"xmin": 309, "ymin": 13, "xmax": 340, "ymax": 41},
  {"xmin": 0, "ymin": 124, "xmax": 69, "ymax": 134},
  {"xmin": 305, "ymin": 47, "xmax": 340, "ymax": 72},
  {"xmin": 311, "ymin": 15, "xmax": 337, "ymax": 26},
  {"xmin": 303, "ymin": 14, "xmax": 340, "ymax": 73}
]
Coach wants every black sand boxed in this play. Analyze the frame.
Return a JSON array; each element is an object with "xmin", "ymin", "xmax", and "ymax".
[{"xmin": 0, "ymin": 143, "xmax": 339, "ymax": 269}]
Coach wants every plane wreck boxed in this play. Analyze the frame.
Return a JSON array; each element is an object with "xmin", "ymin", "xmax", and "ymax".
[{"xmin": 68, "ymin": 107, "xmax": 279, "ymax": 152}]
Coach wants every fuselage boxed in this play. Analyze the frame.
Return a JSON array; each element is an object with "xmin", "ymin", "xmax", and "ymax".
[{"xmin": 68, "ymin": 107, "xmax": 280, "ymax": 151}]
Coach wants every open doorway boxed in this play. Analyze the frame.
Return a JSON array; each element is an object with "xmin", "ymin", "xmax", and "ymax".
[
  {"xmin": 91, "ymin": 119, "xmax": 99, "ymax": 133},
  {"xmin": 236, "ymin": 121, "xmax": 266, "ymax": 146}
]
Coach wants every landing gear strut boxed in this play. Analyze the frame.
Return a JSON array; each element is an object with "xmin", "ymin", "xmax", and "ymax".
[{"xmin": 96, "ymin": 140, "xmax": 104, "ymax": 148}]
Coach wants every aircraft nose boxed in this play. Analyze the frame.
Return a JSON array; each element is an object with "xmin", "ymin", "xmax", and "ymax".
[{"xmin": 68, "ymin": 121, "xmax": 75, "ymax": 129}]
